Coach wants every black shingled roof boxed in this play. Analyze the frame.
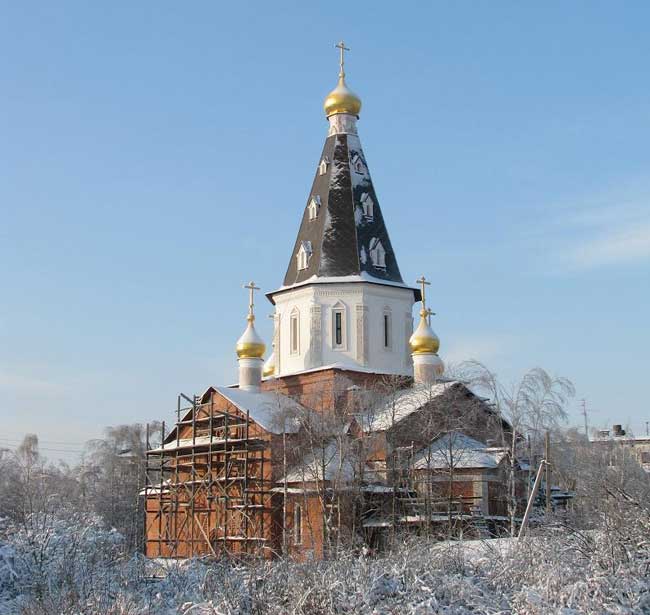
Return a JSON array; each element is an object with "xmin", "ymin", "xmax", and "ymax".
[{"xmin": 282, "ymin": 132, "xmax": 407, "ymax": 289}]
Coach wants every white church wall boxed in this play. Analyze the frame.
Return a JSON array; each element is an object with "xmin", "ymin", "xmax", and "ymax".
[{"xmin": 272, "ymin": 281, "xmax": 415, "ymax": 377}]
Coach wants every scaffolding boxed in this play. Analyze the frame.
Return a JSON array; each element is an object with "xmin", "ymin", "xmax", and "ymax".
[{"xmin": 144, "ymin": 393, "xmax": 273, "ymax": 559}]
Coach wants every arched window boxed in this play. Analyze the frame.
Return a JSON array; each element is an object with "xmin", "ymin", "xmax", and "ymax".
[
  {"xmin": 360, "ymin": 193, "xmax": 374, "ymax": 219},
  {"xmin": 290, "ymin": 308, "xmax": 300, "ymax": 355},
  {"xmin": 369, "ymin": 238, "xmax": 386, "ymax": 269},
  {"xmin": 296, "ymin": 241, "xmax": 312, "ymax": 270},
  {"xmin": 331, "ymin": 301, "xmax": 346, "ymax": 350},
  {"xmin": 308, "ymin": 195, "xmax": 320, "ymax": 220}
]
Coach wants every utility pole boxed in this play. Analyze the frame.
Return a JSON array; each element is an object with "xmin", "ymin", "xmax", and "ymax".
[
  {"xmin": 580, "ymin": 399, "xmax": 589, "ymax": 438},
  {"xmin": 545, "ymin": 431, "xmax": 551, "ymax": 513}
]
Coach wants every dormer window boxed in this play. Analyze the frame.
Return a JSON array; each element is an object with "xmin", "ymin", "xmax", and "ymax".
[
  {"xmin": 319, "ymin": 157, "xmax": 330, "ymax": 175},
  {"xmin": 369, "ymin": 238, "xmax": 386, "ymax": 269},
  {"xmin": 350, "ymin": 153, "xmax": 365, "ymax": 174},
  {"xmin": 308, "ymin": 195, "xmax": 321, "ymax": 220},
  {"xmin": 360, "ymin": 193, "xmax": 374, "ymax": 219},
  {"xmin": 297, "ymin": 241, "xmax": 312, "ymax": 270}
]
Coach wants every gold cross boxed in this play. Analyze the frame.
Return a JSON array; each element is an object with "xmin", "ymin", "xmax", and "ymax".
[
  {"xmin": 243, "ymin": 281, "xmax": 260, "ymax": 317},
  {"xmin": 425, "ymin": 307, "xmax": 435, "ymax": 324},
  {"xmin": 335, "ymin": 40, "xmax": 350, "ymax": 77},
  {"xmin": 416, "ymin": 275, "xmax": 431, "ymax": 310}
]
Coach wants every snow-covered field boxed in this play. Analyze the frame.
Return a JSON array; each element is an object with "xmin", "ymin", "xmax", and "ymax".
[{"xmin": 1, "ymin": 513, "xmax": 649, "ymax": 614}]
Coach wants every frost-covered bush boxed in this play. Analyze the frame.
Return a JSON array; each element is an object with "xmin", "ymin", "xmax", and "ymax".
[
  {"xmin": 0, "ymin": 511, "xmax": 134, "ymax": 614},
  {"xmin": 2, "ymin": 510, "xmax": 650, "ymax": 614}
]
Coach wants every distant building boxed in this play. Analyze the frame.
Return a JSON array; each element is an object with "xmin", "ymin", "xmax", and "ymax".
[{"xmin": 590, "ymin": 424, "xmax": 650, "ymax": 473}]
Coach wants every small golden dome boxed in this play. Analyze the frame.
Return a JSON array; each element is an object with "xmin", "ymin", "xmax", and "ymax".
[
  {"xmin": 324, "ymin": 75, "xmax": 362, "ymax": 117},
  {"xmin": 236, "ymin": 315, "xmax": 266, "ymax": 359},
  {"xmin": 409, "ymin": 310, "xmax": 441, "ymax": 355}
]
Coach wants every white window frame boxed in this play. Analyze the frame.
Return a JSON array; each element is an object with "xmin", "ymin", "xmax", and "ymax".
[
  {"xmin": 319, "ymin": 157, "xmax": 329, "ymax": 176},
  {"xmin": 351, "ymin": 153, "xmax": 365, "ymax": 174},
  {"xmin": 360, "ymin": 193, "xmax": 374, "ymax": 219},
  {"xmin": 331, "ymin": 302, "xmax": 347, "ymax": 350},
  {"xmin": 308, "ymin": 195, "xmax": 320, "ymax": 220},
  {"xmin": 293, "ymin": 503, "xmax": 302, "ymax": 545},
  {"xmin": 369, "ymin": 238, "xmax": 386, "ymax": 269},
  {"xmin": 297, "ymin": 241, "xmax": 312, "ymax": 270},
  {"xmin": 290, "ymin": 308, "xmax": 300, "ymax": 355},
  {"xmin": 382, "ymin": 308, "xmax": 392, "ymax": 350}
]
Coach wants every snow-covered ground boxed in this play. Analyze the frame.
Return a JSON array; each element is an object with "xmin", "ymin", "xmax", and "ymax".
[{"xmin": 1, "ymin": 514, "xmax": 649, "ymax": 614}]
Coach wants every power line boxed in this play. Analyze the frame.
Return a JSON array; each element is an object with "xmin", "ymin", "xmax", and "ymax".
[{"xmin": 0, "ymin": 431, "xmax": 90, "ymax": 445}]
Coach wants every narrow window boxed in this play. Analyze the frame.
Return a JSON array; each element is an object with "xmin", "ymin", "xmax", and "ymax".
[
  {"xmin": 369, "ymin": 238, "xmax": 386, "ymax": 269},
  {"xmin": 383, "ymin": 314, "xmax": 390, "ymax": 348},
  {"xmin": 360, "ymin": 193, "xmax": 374, "ymax": 219},
  {"xmin": 332, "ymin": 304, "xmax": 345, "ymax": 349},
  {"xmin": 294, "ymin": 504, "xmax": 302, "ymax": 545},
  {"xmin": 335, "ymin": 311, "xmax": 342, "ymax": 346},
  {"xmin": 290, "ymin": 311, "xmax": 299, "ymax": 355}
]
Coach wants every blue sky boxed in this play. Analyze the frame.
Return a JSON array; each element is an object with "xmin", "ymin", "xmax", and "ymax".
[{"xmin": 1, "ymin": 2, "xmax": 649, "ymax": 460}]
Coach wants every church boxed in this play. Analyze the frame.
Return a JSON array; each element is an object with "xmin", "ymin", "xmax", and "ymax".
[{"xmin": 144, "ymin": 44, "xmax": 517, "ymax": 560}]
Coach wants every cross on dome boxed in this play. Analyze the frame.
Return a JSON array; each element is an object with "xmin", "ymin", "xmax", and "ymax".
[
  {"xmin": 323, "ymin": 40, "xmax": 361, "ymax": 117},
  {"xmin": 335, "ymin": 40, "xmax": 349, "ymax": 77},
  {"xmin": 416, "ymin": 275, "xmax": 431, "ymax": 312},
  {"xmin": 243, "ymin": 280, "xmax": 260, "ymax": 321}
]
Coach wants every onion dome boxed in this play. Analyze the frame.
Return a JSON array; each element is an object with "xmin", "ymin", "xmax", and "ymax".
[
  {"xmin": 262, "ymin": 349, "xmax": 276, "ymax": 378},
  {"xmin": 324, "ymin": 75, "xmax": 362, "ymax": 117},
  {"xmin": 324, "ymin": 41, "xmax": 362, "ymax": 117},
  {"xmin": 236, "ymin": 281, "xmax": 266, "ymax": 359},
  {"xmin": 409, "ymin": 309, "xmax": 441, "ymax": 355},
  {"xmin": 236, "ymin": 315, "xmax": 266, "ymax": 359}
]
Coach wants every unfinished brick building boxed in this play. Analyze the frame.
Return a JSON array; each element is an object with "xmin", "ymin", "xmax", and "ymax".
[{"xmin": 144, "ymin": 45, "xmax": 521, "ymax": 560}]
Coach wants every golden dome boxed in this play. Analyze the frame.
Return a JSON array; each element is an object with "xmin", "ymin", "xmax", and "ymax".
[
  {"xmin": 324, "ymin": 75, "xmax": 362, "ymax": 117},
  {"xmin": 236, "ymin": 315, "xmax": 266, "ymax": 359},
  {"xmin": 409, "ymin": 310, "xmax": 441, "ymax": 355}
]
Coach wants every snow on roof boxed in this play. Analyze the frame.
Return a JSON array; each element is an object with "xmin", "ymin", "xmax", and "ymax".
[
  {"xmin": 149, "ymin": 435, "xmax": 246, "ymax": 453},
  {"xmin": 279, "ymin": 438, "xmax": 356, "ymax": 484},
  {"xmin": 262, "ymin": 362, "xmax": 406, "ymax": 381},
  {"xmin": 267, "ymin": 273, "xmax": 419, "ymax": 303},
  {"xmin": 213, "ymin": 387, "xmax": 303, "ymax": 435},
  {"xmin": 362, "ymin": 382, "xmax": 459, "ymax": 432},
  {"xmin": 411, "ymin": 433, "xmax": 502, "ymax": 470}
]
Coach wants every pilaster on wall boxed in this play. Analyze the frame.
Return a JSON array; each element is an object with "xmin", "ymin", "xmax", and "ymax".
[
  {"xmin": 307, "ymin": 304, "xmax": 322, "ymax": 369},
  {"xmin": 356, "ymin": 304, "xmax": 368, "ymax": 366},
  {"xmin": 273, "ymin": 313, "xmax": 281, "ymax": 375},
  {"xmin": 404, "ymin": 312, "xmax": 413, "ymax": 368}
]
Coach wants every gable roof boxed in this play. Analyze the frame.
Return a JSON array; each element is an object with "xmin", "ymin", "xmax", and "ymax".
[
  {"xmin": 411, "ymin": 433, "xmax": 507, "ymax": 470},
  {"xmin": 279, "ymin": 437, "xmax": 357, "ymax": 484},
  {"xmin": 361, "ymin": 381, "xmax": 459, "ymax": 432},
  {"xmin": 211, "ymin": 386, "xmax": 303, "ymax": 435},
  {"xmin": 163, "ymin": 386, "xmax": 305, "ymax": 445}
]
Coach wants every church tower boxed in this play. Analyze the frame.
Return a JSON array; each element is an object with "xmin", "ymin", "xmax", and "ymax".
[{"xmin": 266, "ymin": 43, "xmax": 421, "ymax": 378}]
